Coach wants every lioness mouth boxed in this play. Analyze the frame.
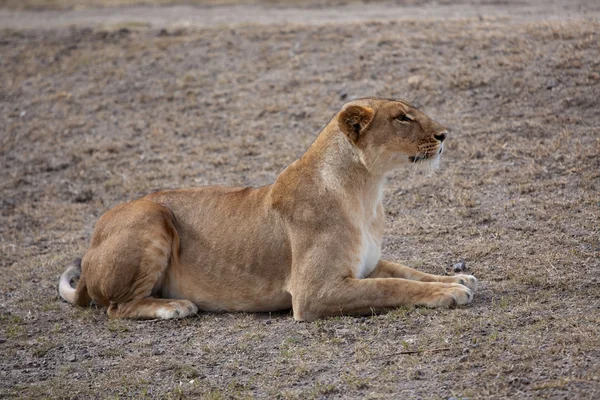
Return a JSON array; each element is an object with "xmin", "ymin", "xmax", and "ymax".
[{"xmin": 409, "ymin": 146, "xmax": 443, "ymax": 163}]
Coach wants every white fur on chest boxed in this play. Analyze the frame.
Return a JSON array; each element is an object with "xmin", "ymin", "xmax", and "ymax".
[
  {"xmin": 356, "ymin": 224, "xmax": 382, "ymax": 279},
  {"xmin": 355, "ymin": 183, "xmax": 384, "ymax": 279}
]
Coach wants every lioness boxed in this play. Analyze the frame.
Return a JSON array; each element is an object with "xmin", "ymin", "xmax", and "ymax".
[{"xmin": 59, "ymin": 97, "xmax": 477, "ymax": 321}]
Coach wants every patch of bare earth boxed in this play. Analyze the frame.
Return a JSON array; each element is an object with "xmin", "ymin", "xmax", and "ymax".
[{"xmin": 1, "ymin": 1, "xmax": 599, "ymax": 398}]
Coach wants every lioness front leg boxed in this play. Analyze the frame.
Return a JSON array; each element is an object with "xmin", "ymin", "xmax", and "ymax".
[
  {"xmin": 368, "ymin": 260, "xmax": 477, "ymax": 292},
  {"xmin": 291, "ymin": 277, "xmax": 472, "ymax": 321}
]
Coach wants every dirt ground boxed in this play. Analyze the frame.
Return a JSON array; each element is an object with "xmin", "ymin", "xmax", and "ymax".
[{"xmin": 1, "ymin": 0, "xmax": 599, "ymax": 398}]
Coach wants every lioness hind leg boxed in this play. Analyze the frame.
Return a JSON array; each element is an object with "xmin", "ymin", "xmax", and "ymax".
[
  {"xmin": 368, "ymin": 260, "xmax": 478, "ymax": 292},
  {"xmin": 108, "ymin": 298, "xmax": 198, "ymax": 319},
  {"xmin": 80, "ymin": 199, "xmax": 197, "ymax": 320}
]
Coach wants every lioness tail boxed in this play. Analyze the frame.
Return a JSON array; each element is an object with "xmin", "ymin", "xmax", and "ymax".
[{"xmin": 58, "ymin": 258, "xmax": 82, "ymax": 304}]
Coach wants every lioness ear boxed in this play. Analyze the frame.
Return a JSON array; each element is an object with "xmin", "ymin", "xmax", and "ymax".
[{"xmin": 338, "ymin": 105, "xmax": 375, "ymax": 144}]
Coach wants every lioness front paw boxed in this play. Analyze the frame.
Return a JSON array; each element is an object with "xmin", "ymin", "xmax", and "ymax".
[
  {"xmin": 452, "ymin": 274, "xmax": 478, "ymax": 292},
  {"xmin": 426, "ymin": 283, "xmax": 473, "ymax": 308},
  {"xmin": 155, "ymin": 300, "xmax": 198, "ymax": 319}
]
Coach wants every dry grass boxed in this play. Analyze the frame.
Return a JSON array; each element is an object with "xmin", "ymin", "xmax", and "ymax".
[{"xmin": 1, "ymin": 3, "xmax": 599, "ymax": 399}]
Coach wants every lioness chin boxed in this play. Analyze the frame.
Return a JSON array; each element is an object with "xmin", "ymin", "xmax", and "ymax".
[{"xmin": 59, "ymin": 97, "xmax": 477, "ymax": 321}]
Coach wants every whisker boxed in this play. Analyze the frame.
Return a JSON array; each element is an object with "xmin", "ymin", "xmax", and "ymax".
[
  {"xmin": 408, "ymin": 149, "xmax": 425, "ymax": 179},
  {"xmin": 370, "ymin": 148, "xmax": 385, "ymax": 172}
]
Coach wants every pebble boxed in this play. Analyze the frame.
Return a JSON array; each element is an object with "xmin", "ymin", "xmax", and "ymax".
[
  {"xmin": 546, "ymin": 80, "xmax": 557, "ymax": 90},
  {"xmin": 447, "ymin": 260, "xmax": 468, "ymax": 273},
  {"xmin": 407, "ymin": 75, "xmax": 425, "ymax": 88}
]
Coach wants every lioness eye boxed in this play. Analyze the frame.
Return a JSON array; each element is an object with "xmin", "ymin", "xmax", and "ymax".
[{"xmin": 396, "ymin": 114, "xmax": 412, "ymax": 123}]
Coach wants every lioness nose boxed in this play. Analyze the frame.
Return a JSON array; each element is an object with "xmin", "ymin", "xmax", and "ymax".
[{"xmin": 434, "ymin": 131, "xmax": 447, "ymax": 142}]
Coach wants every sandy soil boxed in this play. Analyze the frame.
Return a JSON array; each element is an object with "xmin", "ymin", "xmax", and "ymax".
[{"xmin": 1, "ymin": 0, "xmax": 599, "ymax": 398}]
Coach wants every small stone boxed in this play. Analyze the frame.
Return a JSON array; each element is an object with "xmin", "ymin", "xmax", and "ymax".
[
  {"xmin": 152, "ymin": 348, "xmax": 163, "ymax": 356},
  {"xmin": 410, "ymin": 370, "xmax": 423, "ymax": 380},
  {"xmin": 265, "ymin": 320, "xmax": 272, "ymax": 325},
  {"xmin": 67, "ymin": 354, "xmax": 76, "ymax": 362},
  {"xmin": 407, "ymin": 75, "xmax": 424, "ymax": 88},
  {"xmin": 447, "ymin": 260, "xmax": 468, "ymax": 273},
  {"xmin": 458, "ymin": 355, "xmax": 469, "ymax": 363},
  {"xmin": 73, "ymin": 189, "xmax": 94, "ymax": 203}
]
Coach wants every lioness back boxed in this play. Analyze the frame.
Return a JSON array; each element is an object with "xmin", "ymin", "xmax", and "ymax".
[{"xmin": 143, "ymin": 185, "xmax": 293, "ymax": 312}]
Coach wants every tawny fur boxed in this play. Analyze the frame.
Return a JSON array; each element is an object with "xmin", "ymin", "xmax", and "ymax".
[{"xmin": 59, "ymin": 98, "xmax": 477, "ymax": 320}]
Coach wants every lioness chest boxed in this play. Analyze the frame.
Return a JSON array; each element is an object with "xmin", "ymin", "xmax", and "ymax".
[
  {"xmin": 356, "ymin": 217, "xmax": 383, "ymax": 279},
  {"xmin": 352, "ymin": 196, "xmax": 385, "ymax": 278}
]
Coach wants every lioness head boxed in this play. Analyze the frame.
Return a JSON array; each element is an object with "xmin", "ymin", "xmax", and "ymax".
[{"xmin": 337, "ymin": 98, "xmax": 448, "ymax": 172}]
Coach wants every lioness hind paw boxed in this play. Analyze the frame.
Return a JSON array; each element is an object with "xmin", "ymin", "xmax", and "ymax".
[{"xmin": 155, "ymin": 300, "xmax": 198, "ymax": 319}]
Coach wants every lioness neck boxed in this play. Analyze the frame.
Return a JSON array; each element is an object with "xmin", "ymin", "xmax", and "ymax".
[{"xmin": 294, "ymin": 123, "xmax": 386, "ymax": 217}]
